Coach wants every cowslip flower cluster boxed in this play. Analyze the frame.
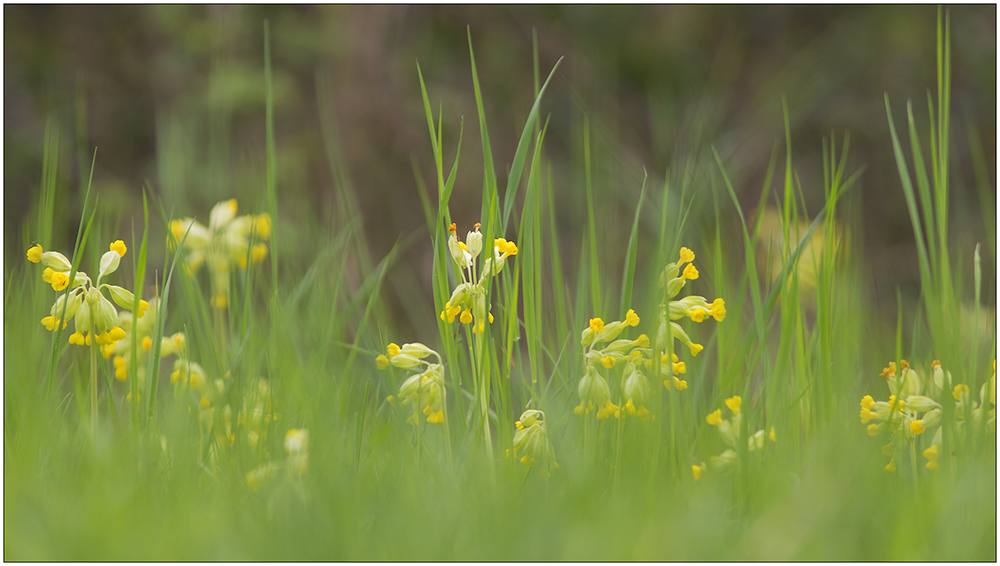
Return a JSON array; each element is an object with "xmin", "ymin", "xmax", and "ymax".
[
  {"xmin": 695, "ymin": 396, "xmax": 775, "ymax": 479},
  {"xmin": 439, "ymin": 222, "xmax": 517, "ymax": 334},
  {"xmin": 861, "ymin": 359, "xmax": 996, "ymax": 472},
  {"xmin": 27, "ymin": 240, "xmax": 149, "ymax": 346},
  {"xmin": 575, "ymin": 309, "xmax": 647, "ymax": 420},
  {"xmin": 104, "ymin": 298, "xmax": 188, "ymax": 384},
  {"xmin": 656, "ymin": 247, "xmax": 725, "ymax": 391},
  {"xmin": 236, "ymin": 378, "xmax": 279, "ymax": 448},
  {"xmin": 168, "ymin": 199, "xmax": 270, "ymax": 309},
  {"xmin": 245, "ymin": 428, "xmax": 310, "ymax": 491},
  {"xmin": 378, "ymin": 342, "xmax": 447, "ymax": 425},
  {"xmin": 509, "ymin": 410, "xmax": 557, "ymax": 472}
]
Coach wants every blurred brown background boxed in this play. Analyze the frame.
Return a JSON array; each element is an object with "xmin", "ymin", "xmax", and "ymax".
[{"xmin": 4, "ymin": 5, "xmax": 996, "ymax": 323}]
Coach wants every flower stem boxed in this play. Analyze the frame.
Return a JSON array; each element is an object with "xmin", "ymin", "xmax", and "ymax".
[{"xmin": 90, "ymin": 323, "xmax": 98, "ymax": 440}]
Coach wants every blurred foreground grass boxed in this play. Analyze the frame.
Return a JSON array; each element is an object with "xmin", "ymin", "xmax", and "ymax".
[{"xmin": 4, "ymin": 6, "xmax": 996, "ymax": 561}]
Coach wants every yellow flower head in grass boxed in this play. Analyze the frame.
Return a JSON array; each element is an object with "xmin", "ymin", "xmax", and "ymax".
[
  {"xmin": 380, "ymin": 342, "xmax": 446, "ymax": 425},
  {"xmin": 110, "ymin": 299, "xmax": 186, "ymax": 383},
  {"xmin": 168, "ymin": 200, "xmax": 270, "ymax": 308},
  {"xmin": 440, "ymin": 222, "xmax": 514, "ymax": 331},
  {"xmin": 511, "ymin": 410, "xmax": 557, "ymax": 471},
  {"xmin": 922, "ymin": 444, "xmax": 939, "ymax": 471},
  {"xmin": 692, "ymin": 464, "xmax": 705, "ymax": 481},
  {"xmin": 284, "ymin": 428, "xmax": 310, "ymax": 475},
  {"xmin": 622, "ymin": 362, "xmax": 652, "ymax": 422},
  {"xmin": 706, "ymin": 409, "xmax": 723, "ymax": 426},
  {"xmin": 28, "ymin": 241, "xmax": 148, "ymax": 347},
  {"xmin": 725, "ymin": 396, "xmax": 742, "ymax": 415}
]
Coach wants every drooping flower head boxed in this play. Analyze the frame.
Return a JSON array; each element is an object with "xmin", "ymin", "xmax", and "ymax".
[
  {"xmin": 27, "ymin": 240, "xmax": 148, "ymax": 347},
  {"xmin": 168, "ymin": 199, "xmax": 270, "ymax": 309},
  {"xmin": 440, "ymin": 222, "xmax": 516, "ymax": 334},
  {"xmin": 511, "ymin": 409, "xmax": 557, "ymax": 471}
]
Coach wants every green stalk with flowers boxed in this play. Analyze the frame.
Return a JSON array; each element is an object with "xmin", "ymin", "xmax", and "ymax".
[{"xmin": 27, "ymin": 240, "xmax": 149, "ymax": 436}]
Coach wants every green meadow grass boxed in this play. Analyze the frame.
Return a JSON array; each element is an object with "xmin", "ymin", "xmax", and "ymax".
[{"xmin": 4, "ymin": 11, "xmax": 995, "ymax": 561}]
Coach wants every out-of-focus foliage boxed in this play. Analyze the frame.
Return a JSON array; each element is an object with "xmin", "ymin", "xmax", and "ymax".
[{"xmin": 5, "ymin": 6, "xmax": 995, "ymax": 332}]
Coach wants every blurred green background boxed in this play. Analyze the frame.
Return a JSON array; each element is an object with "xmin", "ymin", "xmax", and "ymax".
[{"xmin": 5, "ymin": 5, "xmax": 995, "ymax": 332}]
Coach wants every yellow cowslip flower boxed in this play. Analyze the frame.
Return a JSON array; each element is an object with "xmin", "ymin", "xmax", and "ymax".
[
  {"xmin": 110, "ymin": 240, "xmax": 127, "ymax": 257},
  {"xmin": 860, "ymin": 395, "xmax": 875, "ymax": 410},
  {"xmin": 375, "ymin": 355, "xmax": 389, "ymax": 370},
  {"xmin": 624, "ymin": 309, "xmax": 640, "ymax": 327},
  {"xmin": 885, "ymin": 459, "xmax": 896, "ymax": 473},
  {"xmin": 285, "ymin": 428, "xmax": 310, "ymax": 475},
  {"xmin": 867, "ymin": 423, "xmax": 881, "ymax": 436},
  {"xmin": 396, "ymin": 363, "xmax": 446, "ymax": 425},
  {"xmin": 590, "ymin": 318, "xmax": 605, "ymax": 333},
  {"xmin": 380, "ymin": 341, "xmax": 435, "ymax": 370},
  {"xmin": 574, "ymin": 365, "xmax": 618, "ymax": 419},
  {"xmin": 600, "ymin": 356, "xmax": 615, "ymax": 369},
  {"xmin": 769, "ymin": 427, "xmax": 776, "ymax": 442},
  {"xmin": 692, "ymin": 464, "xmax": 705, "ymax": 481},
  {"xmin": 880, "ymin": 362, "xmax": 897, "ymax": 379},
  {"xmin": 679, "ymin": 247, "xmax": 695, "ymax": 264},
  {"xmin": 511, "ymin": 410, "xmax": 557, "ymax": 471},
  {"xmin": 725, "ymin": 396, "xmax": 742, "ymax": 415},
  {"xmin": 26, "ymin": 244, "xmax": 43, "ymax": 263},
  {"xmin": 953, "ymin": 384, "xmax": 969, "ymax": 401},
  {"xmin": 439, "ymin": 224, "xmax": 513, "ymax": 332},
  {"xmin": 622, "ymin": 362, "xmax": 652, "ymax": 422},
  {"xmin": 922, "ymin": 444, "xmax": 939, "ymax": 471},
  {"xmin": 666, "ymin": 321, "xmax": 703, "ymax": 357},
  {"xmin": 682, "ymin": 264, "xmax": 699, "ymax": 281},
  {"xmin": 706, "ymin": 409, "xmax": 722, "ymax": 426},
  {"xmin": 169, "ymin": 200, "xmax": 269, "ymax": 311},
  {"xmin": 910, "ymin": 419, "xmax": 926, "ymax": 435},
  {"xmin": 709, "ymin": 298, "xmax": 726, "ymax": 321}
]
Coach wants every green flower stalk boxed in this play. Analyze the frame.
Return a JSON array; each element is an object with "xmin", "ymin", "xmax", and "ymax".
[
  {"xmin": 438, "ymin": 222, "xmax": 517, "ymax": 460},
  {"xmin": 655, "ymin": 247, "xmax": 725, "ymax": 391},
  {"xmin": 27, "ymin": 240, "xmax": 148, "ymax": 437}
]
